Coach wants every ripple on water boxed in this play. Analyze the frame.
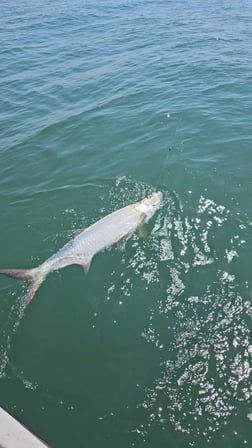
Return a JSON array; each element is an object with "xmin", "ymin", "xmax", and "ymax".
[
  {"xmin": 100, "ymin": 177, "xmax": 251, "ymax": 444},
  {"xmin": 0, "ymin": 177, "xmax": 251, "ymax": 446},
  {"xmin": 137, "ymin": 191, "xmax": 251, "ymax": 443}
]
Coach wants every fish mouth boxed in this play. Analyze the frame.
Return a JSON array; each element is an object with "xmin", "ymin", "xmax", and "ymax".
[
  {"xmin": 147, "ymin": 191, "xmax": 163, "ymax": 209},
  {"xmin": 135, "ymin": 191, "xmax": 163, "ymax": 217}
]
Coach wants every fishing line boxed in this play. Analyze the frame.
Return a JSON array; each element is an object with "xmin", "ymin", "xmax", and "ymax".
[{"xmin": 154, "ymin": 113, "xmax": 182, "ymax": 192}]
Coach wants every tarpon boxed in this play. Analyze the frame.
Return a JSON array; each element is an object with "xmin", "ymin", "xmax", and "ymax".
[{"xmin": 0, "ymin": 192, "xmax": 163, "ymax": 305}]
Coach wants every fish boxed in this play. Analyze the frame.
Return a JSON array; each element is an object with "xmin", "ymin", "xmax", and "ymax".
[{"xmin": 0, "ymin": 191, "xmax": 163, "ymax": 305}]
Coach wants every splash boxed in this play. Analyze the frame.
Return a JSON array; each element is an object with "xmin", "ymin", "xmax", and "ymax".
[
  {"xmin": 135, "ymin": 191, "xmax": 252, "ymax": 444},
  {"xmin": 101, "ymin": 178, "xmax": 251, "ymax": 444}
]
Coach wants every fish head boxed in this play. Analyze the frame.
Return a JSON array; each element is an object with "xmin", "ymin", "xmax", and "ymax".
[{"xmin": 134, "ymin": 191, "xmax": 163, "ymax": 222}]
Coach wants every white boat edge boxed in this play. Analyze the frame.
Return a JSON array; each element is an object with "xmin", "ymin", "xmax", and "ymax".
[{"xmin": 0, "ymin": 406, "xmax": 49, "ymax": 448}]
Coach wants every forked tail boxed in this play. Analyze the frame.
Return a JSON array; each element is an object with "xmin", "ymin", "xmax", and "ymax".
[{"xmin": 0, "ymin": 267, "xmax": 46, "ymax": 305}]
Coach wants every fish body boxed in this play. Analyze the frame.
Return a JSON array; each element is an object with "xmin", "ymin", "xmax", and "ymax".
[{"xmin": 0, "ymin": 192, "xmax": 162, "ymax": 305}]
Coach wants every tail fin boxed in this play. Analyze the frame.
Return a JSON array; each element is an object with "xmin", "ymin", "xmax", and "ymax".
[
  {"xmin": 0, "ymin": 269, "xmax": 35, "ymax": 280},
  {"xmin": 0, "ymin": 267, "xmax": 45, "ymax": 305}
]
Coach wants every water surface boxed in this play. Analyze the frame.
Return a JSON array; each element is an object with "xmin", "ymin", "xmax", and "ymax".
[{"xmin": 0, "ymin": 1, "xmax": 252, "ymax": 447}]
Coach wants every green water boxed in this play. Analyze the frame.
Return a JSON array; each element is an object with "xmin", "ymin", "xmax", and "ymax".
[{"xmin": 0, "ymin": 1, "xmax": 252, "ymax": 446}]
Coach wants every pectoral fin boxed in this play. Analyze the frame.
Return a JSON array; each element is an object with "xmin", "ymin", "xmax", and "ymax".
[
  {"xmin": 137, "ymin": 212, "xmax": 147, "ymax": 227},
  {"xmin": 138, "ymin": 224, "xmax": 150, "ymax": 238}
]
